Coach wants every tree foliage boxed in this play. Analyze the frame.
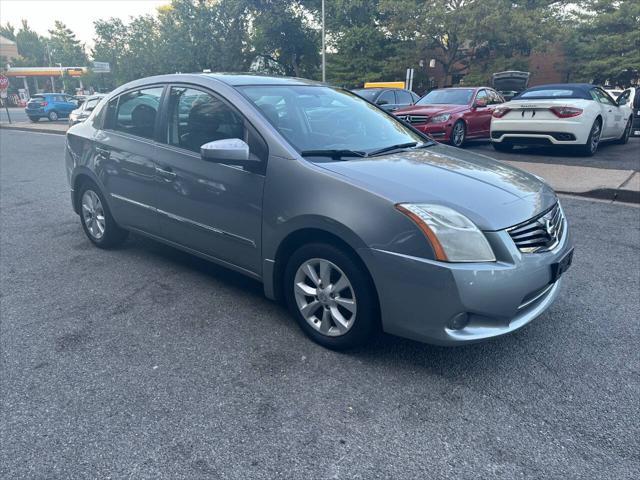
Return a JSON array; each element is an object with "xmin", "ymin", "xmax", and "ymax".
[{"xmin": 566, "ymin": 0, "xmax": 640, "ymax": 84}]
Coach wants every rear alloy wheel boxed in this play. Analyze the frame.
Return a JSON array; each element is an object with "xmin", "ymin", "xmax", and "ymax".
[
  {"xmin": 579, "ymin": 119, "xmax": 601, "ymax": 156},
  {"xmin": 78, "ymin": 181, "xmax": 128, "ymax": 249},
  {"xmin": 284, "ymin": 243, "xmax": 378, "ymax": 350},
  {"xmin": 451, "ymin": 120, "xmax": 466, "ymax": 148},
  {"xmin": 616, "ymin": 117, "xmax": 632, "ymax": 144},
  {"xmin": 47, "ymin": 110, "xmax": 59, "ymax": 121}
]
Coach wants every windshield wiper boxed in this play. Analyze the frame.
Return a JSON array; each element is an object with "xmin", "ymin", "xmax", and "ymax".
[
  {"xmin": 300, "ymin": 149, "xmax": 368, "ymax": 160},
  {"xmin": 368, "ymin": 142, "xmax": 432, "ymax": 157}
]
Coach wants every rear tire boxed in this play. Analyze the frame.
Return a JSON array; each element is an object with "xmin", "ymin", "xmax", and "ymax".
[
  {"xmin": 28, "ymin": 116, "xmax": 40, "ymax": 123},
  {"xmin": 450, "ymin": 120, "xmax": 466, "ymax": 148},
  {"xmin": 77, "ymin": 180, "xmax": 128, "ymax": 249},
  {"xmin": 284, "ymin": 243, "xmax": 379, "ymax": 350},
  {"xmin": 616, "ymin": 117, "xmax": 632, "ymax": 145},
  {"xmin": 492, "ymin": 142, "xmax": 513, "ymax": 152},
  {"xmin": 578, "ymin": 118, "xmax": 602, "ymax": 156},
  {"xmin": 47, "ymin": 110, "xmax": 59, "ymax": 121}
]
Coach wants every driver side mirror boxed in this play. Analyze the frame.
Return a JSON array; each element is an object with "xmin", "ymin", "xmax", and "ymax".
[
  {"xmin": 474, "ymin": 98, "xmax": 488, "ymax": 108},
  {"xmin": 617, "ymin": 95, "xmax": 628, "ymax": 106},
  {"xmin": 201, "ymin": 138, "xmax": 256, "ymax": 166}
]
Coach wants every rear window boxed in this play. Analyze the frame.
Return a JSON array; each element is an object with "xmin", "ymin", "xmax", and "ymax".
[
  {"xmin": 515, "ymin": 87, "xmax": 589, "ymax": 100},
  {"xmin": 30, "ymin": 95, "xmax": 45, "ymax": 101}
]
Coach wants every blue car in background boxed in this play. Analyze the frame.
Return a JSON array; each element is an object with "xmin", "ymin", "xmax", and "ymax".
[{"xmin": 25, "ymin": 93, "xmax": 78, "ymax": 122}]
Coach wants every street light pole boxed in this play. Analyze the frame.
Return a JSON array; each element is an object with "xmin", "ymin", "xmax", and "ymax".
[{"xmin": 321, "ymin": 0, "xmax": 326, "ymax": 82}]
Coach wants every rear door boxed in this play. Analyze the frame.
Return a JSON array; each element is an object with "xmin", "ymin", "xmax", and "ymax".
[
  {"xmin": 396, "ymin": 90, "xmax": 414, "ymax": 109},
  {"xmin": 153, "ymin": 84, "xmax": 267, "ymax": 275},
  {"xmin": 376, "ymin": 90, "xmax": 398, "ymax": 111},
  {"xmin": 93, "ymin": 85, "xmax": 165, "ymax": 234}
]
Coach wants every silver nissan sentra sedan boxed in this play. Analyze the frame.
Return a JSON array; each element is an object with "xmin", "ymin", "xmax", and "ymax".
[{"xmin": 65, "ymin": 74, "xmax": 574, "ymax": 350}]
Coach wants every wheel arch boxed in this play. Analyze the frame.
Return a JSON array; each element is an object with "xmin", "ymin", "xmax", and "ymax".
[
  {"xmin": 269, "ymin": 226, "xmax": 379, "ymax": 311},
  {"xmin": 71, "ymin": 168, "xmax": 109, "ymax": 214}
]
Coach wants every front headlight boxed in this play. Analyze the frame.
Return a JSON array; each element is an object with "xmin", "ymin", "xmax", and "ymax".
[
  {"xmin": 430, "ymin": 113, "xmax": 451, "ymax": 123},
  {"xmin": 396, "ymin": 203, "xmax": 496, "ymax": 262}
]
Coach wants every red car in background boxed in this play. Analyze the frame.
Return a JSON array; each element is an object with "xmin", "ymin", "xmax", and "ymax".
[{"xmin": 394, "ymin": 87, "xmax": 504, "ymax": 147}]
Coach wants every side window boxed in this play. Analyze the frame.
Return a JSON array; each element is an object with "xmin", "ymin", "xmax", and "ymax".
[
  {"xmin": 475, "ymin": 90, "xmax": 488, "ymax": 105},
  {"xmin": 396, "ymin": 90, "xmax": 413, "ymax": 105},
  {"xmin": 593, "ymin": 89, "xmax": 615, "ymax": 106},
  {"xmin": 617, "ymin": 90, "xmax": 630, "ymax": 105},
  {"xmin": 164, "ymin": 86, "xmax": 267, "ymax": 161},
  {"xmin": 377, "ymin": 90, "xmax": 396, "ymax": 105},
  {"xmin": 489, "ymin": 90, "xmax": 503, "ymax": 104},
  {"xmin": 109, "ymin": 87, "xmax": 163, "ymax": 140}
]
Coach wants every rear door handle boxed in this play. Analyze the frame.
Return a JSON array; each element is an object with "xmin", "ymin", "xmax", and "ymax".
[
  {"xmin": 155, "ymin": 166, "xmax": 177, "ymax": 181},
  {"xmin": 96, "ymin": 147, "xmax": 110, "ymax": 159}
]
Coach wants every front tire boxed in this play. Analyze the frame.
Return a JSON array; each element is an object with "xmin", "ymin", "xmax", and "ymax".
[
  {"xmin": 578, "ymin": 119, "xmax": 602, "ymax": 156},
  {"xmin": 47, "ymin": 110, "xmax": 59, "ymax": 121},
  {"xmin": 78, "ymin": 181, "xmax": 128, "ymax": 249},
  {"xmin": 492, "ymin": 142, "xmax": 513, "ymax": 152},
  {"xmin": 284, "ymin": 243, "xmax": 379, "ymax": 350},
  {"xmin": 450, "ymin": 120, "xmax": 466, "ymax": 148}
]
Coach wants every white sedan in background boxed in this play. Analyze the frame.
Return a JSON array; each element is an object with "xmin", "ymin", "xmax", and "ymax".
[{"xmin": 491, "ymin": 83, "xmax": 633, "ymax": 156}]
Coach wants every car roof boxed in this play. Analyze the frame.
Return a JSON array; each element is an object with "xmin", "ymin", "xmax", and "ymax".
[
  {"xmin": 199, "ymin": 73, "xmax": 323, "ymax": 87},
  {"xmin": 513, "ymin": 83, "xmax": 596, "ymax": 100}
]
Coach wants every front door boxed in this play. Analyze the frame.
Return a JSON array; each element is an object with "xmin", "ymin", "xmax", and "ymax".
[
  {"xmin": 592, "ymin": 88, "xmax": 621, "ymax": 138},
  {"xmin": 95, "ymin": 85, "xmax": 164, "ymax": 234},
  {"xmin": 153, "ymin": 85, "xmax": 266, "ymax": 276},
  {"xmin": 467, "ymin": 89, "xmax": 492, "ymax": 137}
]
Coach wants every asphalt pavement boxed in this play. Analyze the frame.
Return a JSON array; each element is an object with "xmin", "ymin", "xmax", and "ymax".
[
  {"xmin": 466, "ymin": 138, "xmax": 640, "ymax": 172},
  {"xmin": 1, "ymin": 130, "xmax": 639, "ymax": 479}
]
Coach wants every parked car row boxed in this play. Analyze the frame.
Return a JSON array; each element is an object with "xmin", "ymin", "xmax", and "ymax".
[
  {"xmin": 352, "ymin": 81, "xmax": 634, "ymax": 156},
  {"xmin": 24, "ymin": 93, "xmax": 105, "ymax": 123}
]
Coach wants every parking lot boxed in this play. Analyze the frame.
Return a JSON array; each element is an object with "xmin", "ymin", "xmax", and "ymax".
[{"xmin": 1, "ymin": 129, "xmax": 639, "ymax": 479}]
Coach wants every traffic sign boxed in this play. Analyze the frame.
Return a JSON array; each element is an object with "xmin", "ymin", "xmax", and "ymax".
[
  {"xmin": 92, "ymin": 62, "xmax": 111, "ymax": 73},
  {"xmin": 0, "ymin": 75, "xmax": 9, "ymax": 90}
]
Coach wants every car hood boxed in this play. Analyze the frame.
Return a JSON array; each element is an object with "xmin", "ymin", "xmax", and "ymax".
[
  {"xmin": 317, "ymin": 144, "xmax": 556, "ymax": 231},
  {"xmin": 394, "ymin": 104, "xmax": 468, "ymax": 116}
]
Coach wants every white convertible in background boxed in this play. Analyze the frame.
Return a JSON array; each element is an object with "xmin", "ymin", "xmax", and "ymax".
[{"xmin": 490, "ymin": 83, "xmax": 633, "ymax": 156}]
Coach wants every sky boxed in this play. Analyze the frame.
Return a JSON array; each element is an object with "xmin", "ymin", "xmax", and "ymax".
[{"xmin": 0, "ymin": 0, "xmax": 169, "ymax": 46}]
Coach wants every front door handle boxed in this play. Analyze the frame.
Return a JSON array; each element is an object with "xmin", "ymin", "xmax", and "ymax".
[{"xmin": 155, "ymin": 166, "xmax": 177, "ymax": 181}]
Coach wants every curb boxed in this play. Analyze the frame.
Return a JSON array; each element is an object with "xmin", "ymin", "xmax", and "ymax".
[
  {"xmin": 558, "ymin": 188, "xmax": 640, "ymax": 205},
  {"xmin": 0, "ymin": 124, "xmax": 67, "ymax": 135}
]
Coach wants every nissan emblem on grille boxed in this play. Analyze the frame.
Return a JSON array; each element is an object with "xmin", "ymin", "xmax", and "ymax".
[{"xmin": 508, "ymin": 203, "xmax": 565, "ymax": 253}]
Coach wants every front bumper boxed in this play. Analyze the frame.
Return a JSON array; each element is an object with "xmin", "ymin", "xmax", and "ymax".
[
  {"xmin": 413, "ymin": 123, "xmax": 452, "ymax": 142},
  {"xmin": 358, "ymin": 220, "xmax": 573, "ymax": 345}
]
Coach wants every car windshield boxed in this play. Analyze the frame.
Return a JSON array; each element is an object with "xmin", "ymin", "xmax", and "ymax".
[
  {"xmin": 352, "ymin": 89, "xmax": 380, "ymax": 101},
  {"xmin": 238, "ymin": 85, "xmax": 428, "ymax": 156},
  {"xmin": 416, "ymin": 89, "xmax": 474, "ymax": 105}
]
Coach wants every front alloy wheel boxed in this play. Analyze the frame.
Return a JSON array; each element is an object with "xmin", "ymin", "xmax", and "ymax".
[
  {"xmin": 451, "ymin": 121, "xmax": 466, "ymax": 147},
  {"xmin": 294, "ymin": 258, "xmax": 357, "ymax": 337},
  {"xmin": 284, "ymin": 243, "xmax": 378, "ymax": 350}
]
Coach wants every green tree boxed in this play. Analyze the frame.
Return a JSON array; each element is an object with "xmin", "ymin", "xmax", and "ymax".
[
  {"xmin": 14, "ymin": 20, "xmax": 48, "ymax": 66},
  {"xmin": 47, "ymin": 20, "xmax": 88, "ymax": 66},
  {"xmin": 0, "ymin": 22, "xmax": 16, "ymax": 40},
  {"xmin": 566, "ymin": 0, "xmax": 640, "ymax": 85}
]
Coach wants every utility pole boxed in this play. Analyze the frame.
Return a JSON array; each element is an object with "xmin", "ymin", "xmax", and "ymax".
[{"xmin": 321, "ymin": 0, "xmax": 326, "ymax": 82}]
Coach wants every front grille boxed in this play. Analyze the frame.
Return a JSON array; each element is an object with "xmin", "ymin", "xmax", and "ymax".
[
  {"xmin": 396, "ymin": 114, "xmax": 429, "ymax": 125},
  {"xmin": 508, "ymin": 203, "xmax": 565, "ymax": 253}
]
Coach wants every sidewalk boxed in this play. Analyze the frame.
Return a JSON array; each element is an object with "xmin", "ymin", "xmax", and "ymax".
[
  {"xmin": 0, "ymin": 120, "xmax": 68, "ymax": 135},
  {"xmin": 1, "ymin": 121, "xmax": 638, "ymax": 203},
  {"xmin": 502, "ymin": 160, "xmax": 640, "ymax": 204}
]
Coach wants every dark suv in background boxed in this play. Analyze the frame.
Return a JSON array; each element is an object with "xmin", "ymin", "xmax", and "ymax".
[{"xmin": 351, "ymin": 87, "xmax": 420, "ymax": 111}]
